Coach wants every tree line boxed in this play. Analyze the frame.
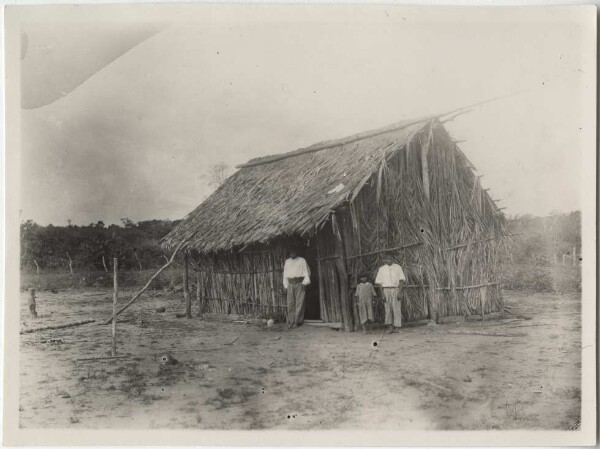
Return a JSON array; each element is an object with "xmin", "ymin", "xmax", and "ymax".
[
  {"xmin": 20, "ymin": 218, "xmax": 179, "ymax": 273},
  {"xmin": 21, "ymin": 210, "xmax": 581, "ymax": 275}
]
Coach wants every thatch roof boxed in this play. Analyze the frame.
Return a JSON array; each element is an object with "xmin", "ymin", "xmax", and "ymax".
[{"xmin": 163, "ymin": 115, "xmax": 438, "ymax": 253}]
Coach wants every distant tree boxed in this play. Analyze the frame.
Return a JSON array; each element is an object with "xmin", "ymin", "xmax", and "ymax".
[
  {"xmin": 504, "ymin": 211, "xmax": 581, "ymax": 266},
  {"xmin": 205, "ymin": 162, "xmax": 232, "ymax": 188},
  {"xmin": 120, "ymin": 218, "xmax": 136, "ymax": 228}
]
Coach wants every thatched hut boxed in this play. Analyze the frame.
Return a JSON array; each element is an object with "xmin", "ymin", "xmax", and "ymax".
[{"xmin": 163, "ymin": 115, "xmax": 508, "ymax": 330}]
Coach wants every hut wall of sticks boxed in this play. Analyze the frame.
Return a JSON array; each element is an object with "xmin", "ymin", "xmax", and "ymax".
[{"xmin": 163, "ymin": 116, "xmax": 509, "ymax": 330}]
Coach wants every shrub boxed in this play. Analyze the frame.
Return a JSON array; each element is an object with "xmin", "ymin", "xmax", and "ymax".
[{"xmin": 501, "ymin": 263, "xmax": 581, "ymax": 293}]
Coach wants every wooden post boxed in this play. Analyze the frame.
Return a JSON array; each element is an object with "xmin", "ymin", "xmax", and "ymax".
[
  {"xmin": 572, "ymin": 247, "xmax": 577, "ymax": 266},
  {"xmin": 102, "ymin": 256, "xmax": 109, "ymax": 273},
  {"xmin": 447, "ymin": 256, "xmax": 458, "ymax": 314},
  {"xmin": 334, "ymin": 255, "xmax": 351, "ymax": 331},
  {"xmin": 562, "ymin": 254, "xmax": 566, "ymax": 266},
  {"xmin": 251, "ymin": 255, "xmax": 259, "ymax": 314},
  {"xmin": 480, "ymin": 285, "xmax": 487, "ymax": 320},
  {"xmin": 351, "ymin": 290, "xmax": 360, "ymax": 332},
  {"xmin": 332, "ymin": 222, "xmax": 353, "ymax": 332},
  {"xmin": 134, "ymin": 251, "xmax": 143, "ymax": 271},
  {"xmin": 111, "ymin": 258, "xmax": 118, "ymax": 357},
  {"xmin": 33, "ymin": 260, "xmax": 40, "ymax": 277},
  {"xmin": 28, "ymin": 288, "xmax": 37, "ymax": 318},
  {"xmin": 317, "ymin": 259, "xmax": 327, "ymax": 322},
  {"xmin": 183, "ymin": 252, "xmax": 191, "ymax": 318},
  {"xmin": 66, "ymin": 252, "xmax": 74, "ymax": 277}
]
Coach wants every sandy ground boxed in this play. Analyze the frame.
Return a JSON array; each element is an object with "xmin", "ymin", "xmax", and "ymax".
[{"xmin": 19, "ymin": 288, "xmax": 581, "ymax": 430}]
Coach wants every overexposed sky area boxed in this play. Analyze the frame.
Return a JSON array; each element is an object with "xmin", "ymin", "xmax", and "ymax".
[{"xmin": 18, "ymin": 5, "xmax": 594, "ymax": 225}]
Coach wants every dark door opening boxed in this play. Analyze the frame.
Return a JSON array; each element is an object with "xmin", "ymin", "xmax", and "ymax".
[{"xmin": 302, "ymin": 243, "xmax": 321, "ymax": 320}]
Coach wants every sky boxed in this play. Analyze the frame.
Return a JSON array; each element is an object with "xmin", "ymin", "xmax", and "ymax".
[{"xmin": 18, "ymin": 6, "xmax": 594, "ymax": 225}]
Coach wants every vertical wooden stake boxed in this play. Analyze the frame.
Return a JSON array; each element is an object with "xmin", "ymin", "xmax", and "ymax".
[
  {"xmin": 480, "ymin": 285, "xmax": 487, "ymax": 320},
  {"xmin": 332, "ymin": 223, "xmax": 352, "ymax": 332},
  {"xmin": 66, "ymin": 252, "xmax": 74, "ymax": 277},
  {"xmin": 28, "ymin": 288, "xmax": 37, "ymax": 318},
  {"xmin": 111, "ymin": 258, "xmax": 118, "ymax": 357},
  {"xmin": 251, "ymin": 255, "xmax": 259, "ymax": 314},
  {"xmin": 573, "ymin": 247, "xmax": 577, "ymax": 266},
  {"xmin": 317, "ymin": 258, "xmax": 327, "ymax": 322},
  {"xmin": 102, "ymin": 256, "xmax": 109, "ymax": 273},
  {"xmin": 196, "ymin": 268, "xmax": 202, "ymax": 316},
  {"xmin": 134, "ymin": 251, "xmax": 143, "ymax": 271},
  {"xmin": 183, "ymin": 252, "xmax": 191, "ymax": 318}
]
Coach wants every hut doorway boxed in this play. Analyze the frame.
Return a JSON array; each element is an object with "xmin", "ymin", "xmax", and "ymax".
[{"xmin": 303, "ymin": 244, "xmax": 321, "ymax": 320}]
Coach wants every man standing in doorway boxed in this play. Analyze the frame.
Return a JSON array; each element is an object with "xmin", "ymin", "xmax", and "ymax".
[
  {"xmin": 375, "ymin": 255, "xmax": 406, "ymax": 333},
  {"xmin": 283, "ymin": 250, "xmax": 311, "ymax": 329}
]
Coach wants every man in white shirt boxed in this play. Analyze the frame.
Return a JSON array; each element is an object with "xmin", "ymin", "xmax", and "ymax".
[
  {"xmin": 375, "ymin": 255, "xmax": 406, "ymax": 333},
  {"xmin": 283, "ymin": 250, "xmax": 311, "ymax": 329}
]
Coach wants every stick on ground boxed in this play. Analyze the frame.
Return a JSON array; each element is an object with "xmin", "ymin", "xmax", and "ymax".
[{"xmin": 21, "ymin": 319, "xmax": 96, "ymax": 334}]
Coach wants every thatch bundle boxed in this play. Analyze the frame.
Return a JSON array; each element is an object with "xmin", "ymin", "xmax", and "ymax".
[{"xmin": 164, "ymin": 117, "xmax": 507, "ymax": 328}]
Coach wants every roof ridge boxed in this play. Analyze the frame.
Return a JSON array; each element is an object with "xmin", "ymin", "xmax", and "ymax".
[{"xmin": 236, "ymin": 114, "xmax": 436, "ymax": 169}]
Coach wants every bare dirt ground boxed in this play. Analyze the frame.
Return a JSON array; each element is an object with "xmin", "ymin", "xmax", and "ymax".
[{"xmin": 19, "ymin": 288, "xmax": 581, "ymax": 430}]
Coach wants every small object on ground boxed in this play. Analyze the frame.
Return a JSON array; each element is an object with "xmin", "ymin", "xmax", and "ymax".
[
  {"xmin": 160, "ymin": 353, "xmax": 179, "ymax": 365},
  {"xmin": 273, "ymin": 335, "xmax": 281, "ymax": 341},
  {"xmin": 175, "ymin": 312, "xmax": 187, "ymax": 318},
  {"xmin": 233, "ymin": 320, "xmax": 249, "ymax": 324},
  {"xmin": 155, "ymin": 307, "xmax": 166, "ymax": 313},
  {"xmin": 50, "ymin": 288, "xmax": 59, "ymax": 294},
  {"xmin": 173, "ymin": 284, "xmax": 184, "ymax": 293},
  {"xmin": 267, "ymin": 319, "xmax": 275, "ymax": 327},
  {"xmin": 262, "ymin": 318, "xmax": 268, "ymax": 324},
  {"xmin": 463, "ymin": 375, "xmax": 472, "ymax": 382},
  {"xmin": 224, "ymin": 336, "xmax": 238, "ymax": 345}
]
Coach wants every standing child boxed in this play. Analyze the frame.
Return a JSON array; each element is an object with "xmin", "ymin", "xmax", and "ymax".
[{"xmin": 355, "ymin": 273, "xmax": 376, "ymax": 334}]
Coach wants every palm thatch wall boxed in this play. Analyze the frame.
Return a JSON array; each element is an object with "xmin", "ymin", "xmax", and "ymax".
[{"xmin": 163, "ymin": 117, "xmax": 508, "ymax": 329}]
